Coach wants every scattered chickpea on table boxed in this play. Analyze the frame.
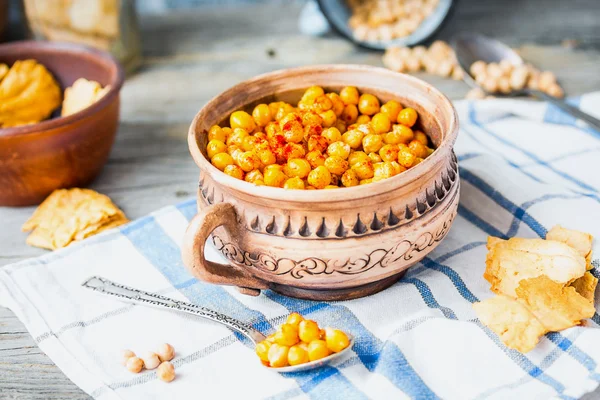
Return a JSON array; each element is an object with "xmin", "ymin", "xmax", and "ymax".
[
  {"xmin": 206, "ymin": 85, "xmax": 435, "ymax": 189},
  {"xmin": 121, "ymin": 343, "xmax": 176, "ymax": 382},
  {"xmin": 255, "ymin": 312, "xmax": 351, "ymax": 368}
]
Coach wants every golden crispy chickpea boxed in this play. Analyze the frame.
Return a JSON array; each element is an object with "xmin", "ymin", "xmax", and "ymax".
[
  {"xmin": 224, "ymin": 164, "xmax": 245, "ymax": 180},
  {"xmin": 286, "ymin": 158, "xmax": 312, "ymax": 178},
  {"xmin": 126, "ymin": 356, "xmax": 144, "ymax": 373},
  {"xmin": 276, "ymin": 103, "xmax": 295, "ymax": 121},
  {"xmin": 325, "ymin": 328, "xmax": 350, "ymax": 353},
  {"xmin": 408, "ymin": 140, "xmax": 429, "ymax": 158},
  {"xmin": 156, "ymin": 343, "xmax": 175, "ymax": 363},
  {"xmin": 265, "ymin": 121, "xmax": 281, "ymax": 137},
  {"xmin": 356, "ymin": 115, "xmax": 371, "ymax": 125},
  {"xmin": 327, "ymin": 92, "xmax": 345, "ymax": 116},
  {"xmin": 302, "ymin": 86, "xmax": 325, "ymax": 104},
  {"xmin": 254, "ymin": 148, "xmax": 274, "ymax": 166},
  {"xmin": 252, "ymin": 104, "xmax": 272, "ymax": 127},
  {"xmin": 387, "ymin": 124, "xmax": 414, "ymax": 145},
  {"xmin": 312, "ymin": 95, "xmax": 333, "ymax": 114},
  {"xmin": 373, "ymin": 161, "xmax": 397, "ymax": 181},
  {"xmin": 268, "ymin": 344, "xmax": 290, "ymax": 368},
  {"xmin": 211, "ymin": 153, "xmax": 234, "ymax": 171},
  {"xmin": 227, "ymin": 127, "xmax": 249, "ymax": 147},
  {"xmin": 327, "ymin": 141, "xmax": 351, "ymax": 159},
  {"xmin": 286, "ymin": 312, "xmax": 304, "ymax": 328},
  {"xmin": 308, "ymin": 340, "xmax": 331, "ymax": 361},
  {"xmin": 324, "ymin": 156, "xmax": 349, "ymax": 175},
  {"xmin": 284, "ymin": 177, "xmax": 305, "ymax": 190},
  {"xmin": 397, "ymin": 107, "xmax": 418, "ymax": 127},
  {"xmin": 245, "ymin": 169, "xmax": 264, "ymax": 183},
  {"xmin": 237, "ymin": 151, "xmax": 261, "ymax": 172},
  {"xmin": 307, "ymin": 166, "xmax": 331, "ymax": 189},
  {"xmin": 340, "ymin": 86, "xmax": 359, "ymax": 105},
  {"xmin": 308, "ymin": 135, "xmax": 329, "ymax": 153},
  {"xmin": 341, "ymin": 169, "xmax": 359, "ymax": 187},
  {"xmin": 390, "ymin": 161, "xmax": 406, "ymax": 176},
  {"xmin": 141, "ymin": 351, "xmax": 161, "ymax": 370},
  {"xmin": 207, "ymin": 139, "xmax": 227, "ymax": 159},
  {"xmin": 283, "ymin": 143, "xmax": 306, "ymax": 161},
  {"xmin": 379, "ymin": 144, "xmax": 399, "ymax": 162},
  {"xmin": 340, "ymin": 104, "xmax": 358, "ymax": 124},
  {"xmin": 358, "ymin": 93, "xmax": 380, "ymax": 116},
  {"xmin": 397, "ymin": 144, "xmax": 417, "ymax": 168},
  {"xmin": 254, "ymin": 180, "xmax": 265, "ymax": 186},
  {"xmin": 380, "ymin": 100, "xmax": 402, "ymax": 122},
  {"xmin": 360, "ymin": 178, "xmax": 373, "ymax": 185},
  {"xmin": 255, "ymin": 340, "xmax": 272, "ymax": 363},
  {"xmin": 342, "ymin": 129, "xmax": 364, "ymax": 149},
  {"xmin": 242, "ymin": 135, "xmax": 262, "ymax": 152},
  {"xmin": 370, "ymin": 113, "xmax": 391, "ymax": 134},
  {"xmin": 319, "ymin": 110, "xmax": 337, "ymax": 127},
  {"xmin": 334, "ymin": 120, "xmax": 347, "ymax": 134},
  {"xmin": 264, "ymin": 168, "xmax": 287, "ymax": 187},
  {"xmin": 362, "ymin": 134, "xmax": 384, "ymax": 154},
  {"xmin": 306, "ymin": 185, "xmax": 316, "ymax": 190},
  {"xmin": 301, "ymin": 111, "xmax": 322, "ymax": 127},
  {"xmin": 368, "ymin": 152, "xmax": 382, "ymax": 163},
  {"xmin": 413, "ymin": 157, "xmax": 424, "ymax": 165},
  {"xmin": 288, "ymin": 344, "xmax": 310, "ymax": 366},
  {"xmin": 306, "ymin": 150, "xmax": 326, "ymax": 168},
  {"xmin": 230, "ymin": 110, "xmax": 256, "ymax": 132},
  {"xmin": 157, "ymin": 361, "xmax": 176, "ymax": 382},
  {"xmin": 414, "ymin": 130, "xmax": 429, "ymax": 146},
  {"xmin": 324, "ymin": 185, "xmax": 338, "ymax": 189},
  {"xmin": 208, "ymin": 125, "xmax": 227, "ymax": 142},
  {"xmin": 227, "ymin": 145, "xmax": 240, "ymax": 156},
  {"xmin": 322, "ymin": 127, "xmax": 342, "ymax": 144},
  {"xmin": 265, "ymin": 333, "xmax": 277, "ymax": 344},
  {"xmin": 352, "ymin": 160, "xmax": 375, "ymax": 180},
  {"xmin": 348, "ymin": 151, "xmax": 370, "ymax": 166},
  {"xmin": 274, "ymin": 323, "xmax": 300, "ymax": 346},
  {"xmin": 298, "ymin": 320, "xmax": 321, "ymax": 343},
  {"xmin": 121, "ymin": 349, "xmax": 136, "ymax": 366},
  {"xmin": 230, "ymin": 148, "xmax": 244, "ymax": 164},
  {"xmin": 281, "ymin": 121, "xmax": 304, "ymax": 143}
]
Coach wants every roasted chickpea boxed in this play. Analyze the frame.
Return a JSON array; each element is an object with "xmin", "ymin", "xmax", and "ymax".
[
  {"xmin": 327, "ymin": 92, "xmax": 345, "ymax": 116},
  {"xmin": 302, "ymin": 86, "xmax": 325, "ymax": 104},
  {"xmin": 414, "ymin": 130, "xmax": 429, "ymax": 146},
  {"xmin": 368, "ymin": 152, "xmax": 382, "ymax": 163},
  {"xmin": 312, "ymin": 95, "xmax": 333, "ymax": 114},
  {"xmin": 264, "ymin": 167, "xmax": 287, "ymax": 187},
  {"xmin": 324, "ymin": 185, "xmax": 338, "ymax": 189},
  {"xmin": 230, "ymin": 110, "xmax": 256, "ymax": 132},
  {"xmin": 268, "ymin": 344, "xmax": 290, "ymax": 368},
  {"xmin": 308, "ymin": 340, "xmax": 330, "ymax": 361},
  {"xmin": 308, "ymin": 135, "xmax": 328, "ymax": 153},
  {"xmin": 386, "ymin": 124, "xmax": 414, "ymax": 144},
  {"xmin": 340, "ymin": 86, "xmax": 359, "ymax": 105},
  {"xmin": 224, "ymin": 164, "xmax": 245, "ymax": 179},
  {"xmin": 373, "ymin": 161, "xmax": 397, "ymax": 181},
  {"xmin": 245, "ymin": 169, "xmax": 264, "ymax": 183},
  {"xmin": 286, "ymin": 158, "xmax": 312, "ymax": 179},
  {"xmin": 269, "ymin": 101, "xmax": 283, "ymax": 117},
  {"xmin": 211, "ymin": 153, "xmax": 234, "ymax": 171},
  {"xmin": 275, "ymin": 103, "xmax": 295, "ymax": 121},
  {"xmin": 370, "ymin": 113, "xmax": 391, "ymax": 134},
  {"xmin": 241, "ymin": 135, "xmax": 261, "ymax": 152},
  {"xmin": 391, "ymin": 161, "xmax": 406, "ymax": 176},
  {"xmin": 265, "ymin": 121, "xmax": 281, "ymax": 137},
  {"xmin": 255, "ymin": 340, "xmax": 272, "ymax": 363},
  {"xmin": 342, "ymin": 129, "xmax": 364, "ymax": 149},
  {"xmin": 284, "ymin": 177, "xmax": 305, "ymax": 190},
  {"xmin": 207, "ymin": 139, "xmax": 227, "ymax": 159},
  {"xmin": 307, "ymin": 166, "xmax": 331, "ymax": 189},
  {"xmin": 208, "ymin": 125, "xmax": 227, "ymax": 142},
  {"xmin": 358, "ymin": 93, "xmax": 380, "ymax": 115},
  {"xmin": 325, "ymin": 328, "xmax": 350, "ymax": 353},
  {"xmin": 274, "ymin": 323, "xmax": 300, "ymax": 346},
  {"xmin": 322, "ymin": 127, "xmax": 342, "ymax": 144},
  {"xmin": 286, "ymin": 312, "xmax": 304, "ymax": 328},
  {"xmin": 352, "ymin": 160, "xmax": 374, "ymax": 180},
  {"xmin": 257, "ymin": 149, "xmax": 276, "ymax": 166},
  {"xmin": 341, "ymin": 169, "xmax": 359, "ymax": 187},
  {"xmin": 408, "ymin": 140, "xmax": 429, "ymax": 158},
  {"xmin": 356, "ymin": 115, "xmax": 371, "ymax": 125},
  {"xmin": 397, "ymin": 144, "xmax": 417, "ymax": 168},
  {"xmin": 340, "ymin": 104, "xmax": 358, "ymax": 124},
  {"xmin": 380, "ymin": 100, "xmax": 402, "ymax": 122},
  {"xmin": 237, "ymin": 151, "xmax": 261, "ymax": 172},
  {"xmin": 252, "ymin": 104, "xmax": 272, "ymax": 127},
  {"xmin": 379, "ymin": 144, "xmax": 399, "ymax": 162},
  {"xmin": 362, "ymin": 134, "xmax": 384, "ymax": 154},
  {"xmin": 327, "ymin": 141, "xmax": 351, "ymax": 159},
  {"xmin": 298, "ymin": 320, "xmax": 321, "ymax": 343},
  {"xmin": 348, "ymin": 151, "xmax": 369, "ymax": 166},
  {"xmin": 281, "ymin": 120, "xmax": 304, "ymax": 143},
  {"xmin": 360, "ymin": 178, "xmax": 373, "ymax": 185},
  {"xmin": 306, "ymin": 150, "xmax": 326, "ymax": 168},
  {"xmin": 324, "ymin": 156, "xmax": 349, "ymax": 175},
  {"xmin": 283, "ymin": 143, "xmax": 306, "ymax": 161},
  {"xmin": 334, "ymin": 119, "xmax": 347, "ymax": 134},
  {"xmin": 288, "ymin": 344, "xmax": 310, "ymax": 366},
  {"xmin": 227, "ymin": 128, "xmax": 249, "ymax": 147},
  {"xmin": 301, "ymin": 111, "xmax": 322, "ymax": 127},
  {"xmin": 397, "ymin": 107, "xmax": 418, "ymax": 127},
  {"xmin": 319, "ymin": 110, "xmax": 337, "ymax": 127}
]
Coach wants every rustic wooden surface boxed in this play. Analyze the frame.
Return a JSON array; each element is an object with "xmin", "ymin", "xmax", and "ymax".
[{"xmin": 1, "ymin": 1, "xmax": 600, "ymax": 398}]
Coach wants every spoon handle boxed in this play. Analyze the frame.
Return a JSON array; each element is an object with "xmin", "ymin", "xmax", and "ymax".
[
  {"xmin": 81, "ymin": 276, "xmax": 266, "ymax": 344},
  {"xmin": 529, "ymin": 90, "xmax": 600, "ymax": 132}
]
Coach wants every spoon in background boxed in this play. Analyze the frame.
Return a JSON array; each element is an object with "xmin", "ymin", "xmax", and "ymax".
[
  {"xmin": 452, "ymin": 33, "xmax": 600, "ymax": 132},
  {"xmin": 82, "ymin": 276, "xmax": 354, "ymax": 373}
]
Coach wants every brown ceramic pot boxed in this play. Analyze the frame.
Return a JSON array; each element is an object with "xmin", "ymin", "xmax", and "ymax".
[
  {"xmin": 182, "ymin": 65, "xmax": 459, "ymax": 301},
  {"xmin": 0, "ymin": 41, "xmax": 124, "ymax": 206}
]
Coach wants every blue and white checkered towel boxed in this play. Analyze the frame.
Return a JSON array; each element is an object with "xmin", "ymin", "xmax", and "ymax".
[{"xmin": 1, "ymin": 93, "xmax": 600, "ymax": 400}]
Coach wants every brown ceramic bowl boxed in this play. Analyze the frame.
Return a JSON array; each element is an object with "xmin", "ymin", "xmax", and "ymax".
[
  {"xmin": 182, "ymin": 65, "xmax": 459, "ymax": 301},
  {"xmin": 0, "ymin": 41, "xmax": 124, "ymax": 206}
]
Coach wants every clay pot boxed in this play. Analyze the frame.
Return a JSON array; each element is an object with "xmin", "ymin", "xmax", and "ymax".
[
  {"xmin": 0, "ymin": 41, "xmax": 124, "ymax": 206},
  {"xmin": 182, "ymin": 65, "xmax": 459, "ymax": 301}
]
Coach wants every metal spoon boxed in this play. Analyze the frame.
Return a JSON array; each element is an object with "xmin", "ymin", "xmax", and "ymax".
[
  {"xmin": 452, "ymin": 33, "xmax": 600, "ymax": 132},
  {"xmin": 81, "ymin": 276, "xmax": 354, "ymax": 373}
]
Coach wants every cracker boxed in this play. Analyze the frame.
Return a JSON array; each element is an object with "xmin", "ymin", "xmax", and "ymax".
[
  {"xmin": 547, "ymin": 225, "xmax": 594, "ymax": 270},
  {"xmin": 570, "ymin": 272, "xmax": 598, "ymax": 305},
  {"xmin": 61, "ymin": 78, "xmax": 109, "ymax": 117}
]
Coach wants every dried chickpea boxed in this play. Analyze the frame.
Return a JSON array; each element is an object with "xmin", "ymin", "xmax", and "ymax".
[
  {"xmin": 397, "ymin": 108, "xmax": 418, "ymax": 127},
  {"xmin": 286, "ymin": 158, "xmax": 311, "ymax": 178},
  {"xmin": 324, "ymin": 156, "xmax": 349, "ymax": 175},
  {"xmin": 342, "ymin": 129, "xmax": 364, "ymax": 149},
  {"xmin": 308, "ymin": 340, "xmax": 330, "ymax": 361},
  {"xmin": 268, "ymin": 344, "xmax": 290, "ymax": 368},
  {"xmin": 358, "ymin": 93, "xmax": 380, "ymax": 115},
  {"xmin": 340, "ymin": 86, "xmax": 359, "ymax": 105},
  {"xmin": 306, "ymin": 150, "xmax": 326, "ymax": 168},
  {"xmin": 397, "ymin": 144, "xmax": 417, "ymax": 168},
  {"xmin": 227, "ymin": 128, "xmax": 249, "ymax": 147},
  {"xmin": 286, "ymin": 312, "xmax": 304, "ymax": 328},
  {"xmin": 298, "ymin": 320, "xmax": 321, "ymax": 343},
  {"xmin": 348, "ymin": 151, "xmax": 370, "ymax": 166},
  {"xmin": 224, "ymin": 164, "xmax": 245, "ymax": 179},
  {"xmin": 370, "ymin": 113, "xmax": 391, "ymax": 134},
  {"xmin": 368, "ymin": 152, "xmax": 382, "ymax": 163},
  {"xmin": 207, "ymin": 139, "xmax": 227, "ymax": 159},
  {"xmin": 126, "ymin": 356, "xmax": 144, "ymax": 373},
  {"xmin": 255, "ymin": 340, "xmax": 271, "ymax": 363},
  {"xmin": 408, "ymin": 140, "xmax": 429, "ymax": 158},
  {"xmin": 264, "ymin": 167, "xmax": 287, "ymax": 187},
  {"xmin": 308, "ymin": 135, "xmax": 329, "ymax": 153},
  {"xmin": 356, "ymin": 115, "xmax": 371, "ymax": 125},
  {"xmin": 320, "ymin": 110, "xmax": 337, "ymax": 127},
  {"xmin": 322, "ymin": 127, "xmax": 342, "ymax": 144},
  {"xmin": 380, "ymin": 100, "xmax": 402, "ymax": 122},
  {"xmin": 157, "ymin": 361, "xmax": 175, "ymax": 382},
  {"xmin": 121, "ymin": 349, "xmax": 135, "ymax": 366},
  {"xmin": 208, "ymin": 125, "xmax": 227, "ymax": 142},
  {"xmin": 274, "ymin": 323, "xmax": 300, "ymax": 346},
  {"xmin": 288, "ymin": 344, "xmax": 310, "ymax": 366},
  {"xmin": 327, "ymin": 92, "xmax": 345, "ymax": 116},
  {"xmin": 284, "ymin": 177, "xmax": 305, "ymax": 190},
  {"xmin": 211, "ymin": 153, "xmax": 234, "ymax": 171},
  {"xmin": 379, "ymin": 144, "xmax": 399, "ymax": 162},
  {"xmin": 325, "ymin": 328, "xmax": 350, "ymax": 353},
  {"xmin": 230, "ymin": 110, "xmax": 256, "ymax": 132},
  {"xmin": 141, "ymin": 351, "xmax": 161, "ymax": 370},
  {"xmin": 341, "ymin": 169, "xmax": 359, "ymax": 187},
  {"xmin": 252, "ymin": 104, "xmax": 272, "ymax": 127},
  {"xmin": 307, "ymin": 166, "xmax": 331, "ymax": 189},
  {"xmin": 362, "ymin": 134, "xmax": 384, "ymax": 154},
  {"xmin": 414, "ymin": 130, "xmax": 429, "ymax": 146},
  {"xmin": 340, "ymin": 104, "xmax": 358, "ymax": 124},
  {"xmin": 157, "ymin": 343, "xmax": 175, "ymax": 362},
  {"xmin": 470, "ymin": 60, "xmax": 487, "ymax": 77},
  {"xmin": 327, "ymin": 141, "xmax": 351, "ymax": 159},
  {"xmin": 352, "ymin": 160, "xmax": 374, "ymax": 180},
  {"xmin": 237, "ymin": 151, "xmax": 261, "ymax": 172}
]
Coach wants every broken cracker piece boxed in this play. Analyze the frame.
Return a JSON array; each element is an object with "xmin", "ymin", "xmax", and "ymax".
[
  {"xmin": 547, "ymin": 225, "xmax": 594, "ymax": 270},
  {"xmin": 570, "ymin": 272, "xmax": 598, "ymax": 305},
  {"xmin": 473, "ymin": 295, "xmax": 546, "ymax": 353},
  {"xmin": 61, "ymin": 78, "xmax": 110, "ymax": 117},
  {"xmin": 516, "ymin": 275, "xmax": 595, "ymax": 332}
]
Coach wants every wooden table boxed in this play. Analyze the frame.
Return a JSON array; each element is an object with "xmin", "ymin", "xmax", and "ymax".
[{"xmin": 1, "ymin": 1, "xmax": 600, "ymax": 398}]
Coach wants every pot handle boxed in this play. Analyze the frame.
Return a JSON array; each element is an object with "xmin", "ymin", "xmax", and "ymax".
[{"xmin": 181, "ymin": 202, "xmax": 269, "ymax": 296}]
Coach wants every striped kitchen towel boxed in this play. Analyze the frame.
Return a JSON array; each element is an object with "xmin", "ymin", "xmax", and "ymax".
[{"xmin": 1, "ymin": 93, "xmax": 600, "ymax": 400}]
